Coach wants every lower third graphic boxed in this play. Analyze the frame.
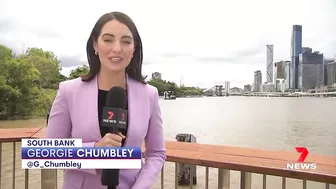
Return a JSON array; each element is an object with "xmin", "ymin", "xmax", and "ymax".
[{"xmin": 24, "ymin": 160, "xmax": 82, "ymax": 169}]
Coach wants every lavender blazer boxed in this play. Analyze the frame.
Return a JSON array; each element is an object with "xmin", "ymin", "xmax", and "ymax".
[{"xmin": 46, "ymin": 75, "xmax": 166, "ymax": 189}]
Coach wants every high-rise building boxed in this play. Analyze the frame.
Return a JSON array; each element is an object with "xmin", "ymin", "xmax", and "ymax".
[
  {"xmin": 253, "ymin": 70, "xmax": 262, "ymax": 92},
  {"xmin": 224, "ymin": 81, "xmax": 230, "ymax": 93},
  {"xmin": 283, "ymin": 61, "xmax": 291, "ymax": 90},
  {"xmin": 290, "ymin": 25, "xmax": 302, "ymax": 89},
  {"xmin": 327, "ymin": 61, "xmax": 336, "ymax": 86},
  {"xmin": 266, "ymin": 45, "xmax": 274, "ymax": 83},
  {"xmin": 324, "ymin": 59, "xmax": 334, "ymax": 85},
  {"xmin": 298, "ymin": 49, "xmax": 324, "ymax": 89},
  {"xmin": 274, "ymin": 61, "xmax": 288, "ymax": 79}
]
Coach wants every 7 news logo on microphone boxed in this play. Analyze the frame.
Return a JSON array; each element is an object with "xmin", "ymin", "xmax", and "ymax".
[
  {"xmin": 286, "ymin": 147, "xmax": 317, "ymax": 170},
  {"xmin": 102, "ymin": 107, "xmax": 127, "ymax": 129},
  {"xmin": 107, "ymin": 111, "xmax": 126, "ymax": 120},
  {"xmin": 102, "ymin": 109, "xmax": 117, "ymax": 124}
]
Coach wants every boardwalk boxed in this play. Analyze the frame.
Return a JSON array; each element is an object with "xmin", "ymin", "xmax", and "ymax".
[{"xmin": 0, "ymin": 127, "xmax": 335, "ymax": 189}]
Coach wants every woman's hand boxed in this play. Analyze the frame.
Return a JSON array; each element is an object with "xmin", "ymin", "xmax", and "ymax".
[{"xmin": 94, "ymin": 132, "xmax": 126, "ymax": 147}]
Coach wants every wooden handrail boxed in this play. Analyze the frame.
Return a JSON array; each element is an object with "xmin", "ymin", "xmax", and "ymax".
[
  {"xmin": 1, "ymin": 127, "xmax": 336, "ymax": 184},
  {"xmin": 0, "ymin": 127, "xmax": 43, "ymax": 142}
]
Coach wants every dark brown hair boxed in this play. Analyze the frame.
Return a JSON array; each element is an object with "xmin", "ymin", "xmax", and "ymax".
[{"xmin": 81, "ymin": 11, "xmax": 146, "ymax": 84}]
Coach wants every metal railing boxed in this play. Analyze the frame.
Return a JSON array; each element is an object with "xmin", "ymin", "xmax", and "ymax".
[{"xmin": 0, "ymin": 127, "xmax": 335, "ymax": 189}]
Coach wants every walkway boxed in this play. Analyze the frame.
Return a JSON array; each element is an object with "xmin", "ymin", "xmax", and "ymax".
[{"xmin": 0, "ymin": 127, "xmax": 335, "ymax": 189}]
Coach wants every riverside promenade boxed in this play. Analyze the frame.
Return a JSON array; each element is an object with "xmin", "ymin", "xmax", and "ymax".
[{"xmin": 0, "ymin": 127, "xmax": 335, "ymax": 189}]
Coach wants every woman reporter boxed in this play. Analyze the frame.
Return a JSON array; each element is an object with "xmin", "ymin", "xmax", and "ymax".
[{"xmin": 46, "ymin": 11, "xmax": 166, "ymax": 189}]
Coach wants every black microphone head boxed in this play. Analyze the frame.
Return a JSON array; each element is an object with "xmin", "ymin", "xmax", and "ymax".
[{"xmin": 106, "ymin": 86, "xmax": 127, "ymax": 109}]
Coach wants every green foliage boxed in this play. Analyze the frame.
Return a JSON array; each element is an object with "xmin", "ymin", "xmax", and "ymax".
[
  {"xmin": 148, "ymin": 78, "xmax": 204, "ymax": 97},
  {"xmin": 31, "ymin": 88, "xmax": 57, "ymax": 117},
  {"xmin": 0, "ymin": 45, "xmax": 65, "ymax": 119},
  {"xmin": 0, "ymin": 44, "xmax": 203, "ymax": 120},
  {"xmin": 69, "ymin": 65, "xmax": 89, "ymax": 79},
  {"xmin": 17, "ymin": 47, "xmax": 66, "ymax": 89}
]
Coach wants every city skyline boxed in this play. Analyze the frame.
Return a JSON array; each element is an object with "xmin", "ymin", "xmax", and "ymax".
[
  {"xmin": 251, "ymin": 24, "xmax": 335, "ymax": 92},
  {"xmin": 0, "ymin": 0, "xmax": 336, "ymax": 88}
]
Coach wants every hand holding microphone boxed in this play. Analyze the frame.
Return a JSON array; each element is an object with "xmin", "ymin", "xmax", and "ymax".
[{"xmin": 95, "ymin": 133, "xmax": 125, "ymax": 147}]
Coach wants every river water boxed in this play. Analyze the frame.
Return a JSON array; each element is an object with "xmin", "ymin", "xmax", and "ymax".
[{"xmin": 0, "ymin": 96, "xmax": 335, "ymax": 189}]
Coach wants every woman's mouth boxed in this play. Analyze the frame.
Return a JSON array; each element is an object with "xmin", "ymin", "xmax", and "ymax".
[{"xmin": 109, "ymin": 57, "xmax": 123, "ymax": 63}]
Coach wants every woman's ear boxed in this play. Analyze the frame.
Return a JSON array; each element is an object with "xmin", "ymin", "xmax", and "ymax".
[{"xmin": 93, "ymin": 40, "xmax": 98, "ymax": 54}]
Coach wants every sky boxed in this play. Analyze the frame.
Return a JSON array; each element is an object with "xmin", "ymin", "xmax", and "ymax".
[{"xmin": 0, "ymin": 0, "xmax": 335, "ymax": 88}]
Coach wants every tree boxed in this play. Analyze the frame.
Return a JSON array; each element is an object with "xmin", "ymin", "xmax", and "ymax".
[
  {"xmin": 1, "ymin": 57, "xmax": 40, "ymax": 117},
  {"xmin": 69, "ymin": 65, "xmax": 89, "ymax": 79},
  {"xmin": 0, "ymin": 45, "xmax": 19, "ymax": 118},
  {"xmin": 17, "ymin": 47, "xmax": 64, "ymax": 89},
  {"xmin": 0, "ymin": 43, "xmax": 205, "ymax": 119},
  {"xmin": 0, "ymin": 44, "xmax": 65, "ymax": 119},
  {"xmin": 147, "ymin": 78, "xmax": 204, "ymax": 97}
]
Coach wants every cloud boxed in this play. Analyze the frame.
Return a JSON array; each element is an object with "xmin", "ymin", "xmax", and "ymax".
[
  {"xmin": 158, "ymin": 44, "xmax": 266, "ymax": 64},
  {"xmin": 157, "ymin": 52, "xmax": 191, "ymax": 59},
  {"xmin": 60, "ymin": 55, "xmax": 87, "ymax": 68},
  {"xmin": 0, "ymin": 17, "xmax": 62, "ymax": 39},
  {"xmin": 29, "ymin": 27, "xmax": 62, "ymax": 39},
  {"xmin": 0, "ymin": 17, "xmax": 17, "ymax": 33},
  {"xmin": 0, "ymin": 0, "xmax": 336, "ymax": 88},
  {"xmin": 197, "ymin": 47, "xmax": 265, "ymax": 63}
]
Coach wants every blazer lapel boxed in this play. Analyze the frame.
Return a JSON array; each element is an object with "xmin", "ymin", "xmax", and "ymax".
[
  {"xmin": 86, "ymin": 75, "xmax": 102, "ymax": 140},
  {"xmin": 125, "ymin": 75, "xmax": 140, "ymax": 146},
  {"xmin": 124, "ymin": 76, "xmax": 150, "ymax": 147}
]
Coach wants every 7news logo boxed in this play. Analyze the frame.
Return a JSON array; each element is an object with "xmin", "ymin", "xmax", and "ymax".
[
  {"xmin": 108, "ymin": 111, "xmax": 114, "ymax": 119},
  {"xmin": 286, "ymin": 147, "xmax": 317, "ymax": 170},
  {"xmin": 107, "ymin": 111, "xmax": 126, "ymax": 121}
]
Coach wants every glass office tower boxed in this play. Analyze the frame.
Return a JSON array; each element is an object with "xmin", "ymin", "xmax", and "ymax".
[{"xmin": 290, "ymin": 25, "xmax": 302, "ymax": 89}]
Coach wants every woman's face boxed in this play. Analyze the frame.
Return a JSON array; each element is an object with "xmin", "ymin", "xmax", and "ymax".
[{"xmin": 94, "ymin": 20, "xmax": 135, "ymax": 73}]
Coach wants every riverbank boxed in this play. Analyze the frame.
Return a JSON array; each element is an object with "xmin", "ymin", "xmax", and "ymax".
[
  {"xmin": 0, "ymin": 116, "xmax": 45, "ymax": 121},
  {"xmin": 0, "ymin": 118, "xmax": 46, "ymax": 129},
  {"xmin": 208, "ymin": 92, "xmax": 336, "ymax": 98}
]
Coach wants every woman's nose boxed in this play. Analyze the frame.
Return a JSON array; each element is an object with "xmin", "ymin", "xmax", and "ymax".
[{"xmin": 111, "ymin": 41, "xmax": 122, "ymax": 53}]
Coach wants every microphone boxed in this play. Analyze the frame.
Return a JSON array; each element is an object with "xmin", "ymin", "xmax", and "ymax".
[{"xmin": 100, "ymin": 86, "xmax": 128, "ymax": 187}]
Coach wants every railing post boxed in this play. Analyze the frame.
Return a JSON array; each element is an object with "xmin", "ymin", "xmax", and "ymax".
[
  {"xmin": 218, "ymin": 169, "xmax": 230, "ymax": 189},
  {"xmin": 262, "ymin": 174, "xmax": 267, "ymax": 189},
  {"xmin": 205, "ymin": 167, "xmax": 209, "ymax": 189},
  {"xmin": 41, "ymin": 169, "xmax": 58, "ymax": 189},
  {"xmin": 282, "ymin": 177, "xmax": 286, "ymax": 189},
  {"xmin": 41, "ymin": 112, "xmax": 58, "ymax": 189},
  {"xmin": 240, "ymin": 172, "xmax": 252, "ymax": 189},
  {"xmin": 24, "ymin": 169, "xmax": 29, "ymax": 189},
  {"xmin": 12, "ymin": 142, "xmax": 16, "ymax": 189}
]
